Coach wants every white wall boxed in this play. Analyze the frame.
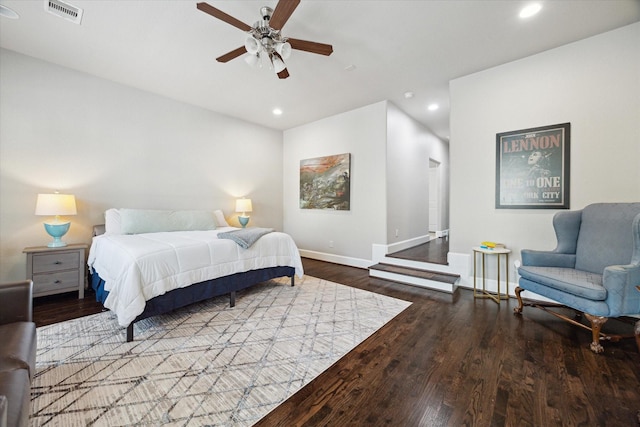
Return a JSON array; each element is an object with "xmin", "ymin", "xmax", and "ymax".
[
  {"xmin": 283, "ymin": 102, "xmax": 388, "ymax": 267},
  {"xmin": 386, "ymin": 103, "xmax": 449, "ymax": 243},
  {"xmin": 0, "ymin": 49, "xmax": 284, "ymax": 282},
  {"xmin": 449, "ymin": 23, "xmax": 640, "ymax": 288},
  {"xmin": 283, "ymin": 101, "xmax": 449, "ymax": 267}
]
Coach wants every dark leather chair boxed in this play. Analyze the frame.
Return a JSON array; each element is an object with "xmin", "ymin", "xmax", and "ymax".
[{"xmin": 0, "ymin": 280, "xmax": 36, "ymax": 427}]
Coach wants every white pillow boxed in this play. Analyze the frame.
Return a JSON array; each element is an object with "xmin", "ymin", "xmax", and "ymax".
[
  {"xmin": 119, "ymin": 209, "xmax": 217, "ymax": 234},
  {"xmin": 104, "ymin": 208, "xmax": 122, "ymax": 235},
  {"xmin": 213, "ymin": 209, "xmax": 230, "ymax": 227}
]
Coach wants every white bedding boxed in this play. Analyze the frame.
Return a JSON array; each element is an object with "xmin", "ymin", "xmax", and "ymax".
[{"xmin": 88, "ymin": 227, "xmax": 304, "ymax": 327}]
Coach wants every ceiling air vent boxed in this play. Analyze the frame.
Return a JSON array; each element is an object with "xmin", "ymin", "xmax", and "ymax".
[{"xmin": 45, "ymin": 0, "xmax": 83, "ymax": 24}]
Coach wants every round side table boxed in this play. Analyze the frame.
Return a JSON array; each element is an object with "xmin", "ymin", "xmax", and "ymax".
[{"xmin": 472, "ymin": 246, "xmax": 511, "ymax": 304}]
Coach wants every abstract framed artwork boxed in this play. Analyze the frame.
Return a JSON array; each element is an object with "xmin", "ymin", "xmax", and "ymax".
[
  {"xmin": 300, "ymin": 153, "xmax": 351, "ymax": 210},
  {"xmin": 496, "ymin": 123, "xmax": 570, "ymax": 209}
]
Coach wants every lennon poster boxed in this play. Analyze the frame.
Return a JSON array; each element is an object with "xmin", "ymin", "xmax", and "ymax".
[{"xmin": 495, "ymin": 123, "xmax": 570, "ymax": 209}]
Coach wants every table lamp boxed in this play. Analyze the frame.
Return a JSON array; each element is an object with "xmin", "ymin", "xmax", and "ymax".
[
  {"xmin": 35, "ymin": 193, "xmax": 77, "ymax": 247},
  {"xmin": 235, "ymin": 198, "xmax": 253, "ymax": 228}
]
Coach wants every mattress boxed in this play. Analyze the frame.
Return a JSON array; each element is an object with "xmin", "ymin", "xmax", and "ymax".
[{"xmin": 88, "ymin": 227, "xmax": 304, "ymax": 327}]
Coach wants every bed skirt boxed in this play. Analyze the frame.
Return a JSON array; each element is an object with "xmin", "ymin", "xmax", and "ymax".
[{"xmin": 91, "ymin": 266, "xmax": 296, "ymax": 341}]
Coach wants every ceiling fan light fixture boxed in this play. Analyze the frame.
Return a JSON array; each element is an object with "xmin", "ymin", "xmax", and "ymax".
[
  {"xmin": 197, "ymin": 1, "xmax": 333, "ymax": 80},
  {"xmin": 271, "ymin": 54, "xmax": 286, "ymax": 73},
  {"xmin": 0, "ymin": 4, "xmax": 20, "ymax": 19},
  {"xmin": 244, "ymin": 53, "xmax": 260, "ymax": 67},
  {"xmin": 276, "ymin": 41, "xmax": 292, "ymax": 59},
  {"xmin": 244, "ymin": 35, "xmax": 261, "ymax": 54}
]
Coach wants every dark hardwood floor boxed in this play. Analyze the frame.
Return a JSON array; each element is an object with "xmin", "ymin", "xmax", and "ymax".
[
  {"xmin": 33, "ymin": 286, "xmax": 105, "ymax": 327},
  {"xmin": 33, "ymin": 258, "xmax": 640, "ymax": 427},
  {"xmin": 387, "ymin": 236, "xmax": 449, "ymax": 265}
]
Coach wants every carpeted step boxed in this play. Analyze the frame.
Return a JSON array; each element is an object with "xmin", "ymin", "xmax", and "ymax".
[{"xmin": 369, "ymin": 263, "xmax": 459, "ymax": 293}]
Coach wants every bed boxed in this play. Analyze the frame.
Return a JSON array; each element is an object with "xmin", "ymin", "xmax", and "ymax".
[{"xmin": 88, "ymin": 208, "xmax": 304, "ymax": 342}]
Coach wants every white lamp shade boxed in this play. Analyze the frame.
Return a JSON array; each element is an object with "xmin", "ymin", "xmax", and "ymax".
[
  {"xmin": 276, "ymin": 41, "xmax": 292, "ymax": 60},
  {"xmin": 244, "ymin": 53, "xmax": 260, "ymax": 67},
  {"xmin": 35, "ymin": 193, "xmax": 77, "ymax": 216},
  {"xmin": 271, "ymin": 55, "xmax": 286, "ymax": 73},
  {"xmin": 244, "ymin": 35, "xmax": 261, "ymax": 55},
  {"xmin": 235, "ymin": 198, "xmax": 253, "ymax": 213}
]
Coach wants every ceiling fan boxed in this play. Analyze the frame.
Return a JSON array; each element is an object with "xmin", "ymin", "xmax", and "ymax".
[{"xmin": 196, "ymin": 0, "xmax": 333, "ymax": 79}]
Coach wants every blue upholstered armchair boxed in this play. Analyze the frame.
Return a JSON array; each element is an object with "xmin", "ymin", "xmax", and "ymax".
[{"xmin": 515, "ymin": 202, "xmax": 640, "ymax": 353}]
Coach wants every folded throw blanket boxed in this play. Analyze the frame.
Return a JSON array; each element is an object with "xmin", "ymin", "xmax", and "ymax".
[{"xmin": 218, "ymin": 227, "xmax": 274, "ymax": 249}]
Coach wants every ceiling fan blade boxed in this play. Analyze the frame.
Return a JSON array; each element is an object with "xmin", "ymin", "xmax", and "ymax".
[
  {"xmin": 288, "ymin": 38, "xmax": 333, "ymax": 56},
  {"xmin": 269, "ymin": 0, "xmax": 300, "ymax": 30},
  {"xmin": 197, "ymin": 2, "xmax": 251, "ymax": 32},
  {"xmin": 277, "ymin": 68, "xmax": 290, "ymax": 79},
  {"xmin": 216, "ymin": 46, "xmax": 248, "ymax": 63}
]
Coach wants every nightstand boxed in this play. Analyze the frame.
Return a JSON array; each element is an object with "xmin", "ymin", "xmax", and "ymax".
[{"xmin": 23, "ymin": 244, "xmax": 88, "ymax": 299}]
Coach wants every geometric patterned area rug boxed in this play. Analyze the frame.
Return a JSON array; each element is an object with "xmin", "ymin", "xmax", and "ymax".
[{"xmin": 31, "ymin": 275, "xmax": 411, "ymax": 426}]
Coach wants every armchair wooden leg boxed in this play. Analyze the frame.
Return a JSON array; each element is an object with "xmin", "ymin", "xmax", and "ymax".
[
  {"xmin": 513, "ymin": 286, "xmax": 525, "ymax": 314},
  {"xmin": 584, "ymin": 313, "xmax": 608, "ymax": 354}
]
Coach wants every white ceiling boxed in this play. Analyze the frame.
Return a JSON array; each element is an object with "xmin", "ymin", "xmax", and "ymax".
[{"xmin": 1, "ymin": 0, "xmax": 639, "ymax": 140}]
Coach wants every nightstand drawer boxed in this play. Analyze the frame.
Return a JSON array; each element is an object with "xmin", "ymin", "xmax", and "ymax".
[
  {"xmin": 32, "ymin": 252, "xmax": 80, "ymax": 274},
  {"xmin": 32, "ymin": 270, "xmax": 80, "ymax": 294}
]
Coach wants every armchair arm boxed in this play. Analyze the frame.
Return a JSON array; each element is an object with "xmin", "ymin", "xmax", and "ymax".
[
  {"xmin": 603, "ymin": 263, "xmax": 640, "ymax": 316},
  {"xmin": 0, "ymin": 280, "xmax": 33, "ymax": 325}
]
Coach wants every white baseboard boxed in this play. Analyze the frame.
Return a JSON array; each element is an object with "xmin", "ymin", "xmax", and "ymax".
[
  {"xmin": 372, "ymin": 234, "xmax": 433, "ymax": 264},
  {"xmin": 299, "ymin": 249, "xmax": 372, "ymax": 269},
  {"xmin": 387, "ymin": 234, "xmax": 434, "ymax": 254},
  {"xmin": 435, "ymin": 229, "xmax": 449, "ymax": 238}
]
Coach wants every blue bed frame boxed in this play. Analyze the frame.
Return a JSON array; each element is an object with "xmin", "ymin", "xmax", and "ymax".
[{"xmin": 92, "ymin": 266, "xmax": 295, "ymax": 342}]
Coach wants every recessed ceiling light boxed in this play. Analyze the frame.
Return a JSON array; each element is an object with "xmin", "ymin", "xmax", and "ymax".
[
  {"xmin": 0, "ymin": 4, "xmax": 20, "ymax": 19},
  {"xmin": 404, "ymin": 91, "xmax": 414, "ymax": 99},
  {"xmin": 427, "ymin": 103, "xmax": 439, "ymax": 111},
  {"xmin": 344, "ymin": 64, "xmax": 356, "ymax": 72},
  {"xmin": 272, "ymin": 108, "xmax": 283, "ymax": 116},
  {"xmin": 519, "ymin": 3, "xmax": 542, "ymax": 19}
]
